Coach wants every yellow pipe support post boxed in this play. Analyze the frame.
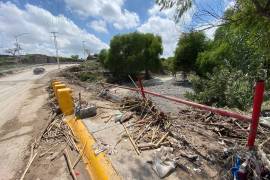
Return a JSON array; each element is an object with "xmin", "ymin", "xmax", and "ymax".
[
  {"xmin": 57, "ymin": 88, "xmax": 74, "ymax": 116},
  {"xmin": 54, "ymin": 84, "xmax": 66, "ymax": 100},
  {"xmin": 65, "ymin": 116, "xmax": 120, "ymax": 180},
  {"xmin": 54, "ymin": 81, "xmax": 120, "ymax": 180},
  {"xmin": 52, "ymin": 81, "xmax": 62, "ymax": 93}
]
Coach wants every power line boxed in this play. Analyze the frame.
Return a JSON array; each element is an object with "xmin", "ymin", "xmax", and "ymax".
[{"xmin": 51, "ymin": 31, "xmax": 60, "ymax": 69}]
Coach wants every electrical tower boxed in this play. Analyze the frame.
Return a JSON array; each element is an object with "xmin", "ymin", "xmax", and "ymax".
[{"xmin": 51, "ymin": 32, "xmax": 60, "ymax": 69}]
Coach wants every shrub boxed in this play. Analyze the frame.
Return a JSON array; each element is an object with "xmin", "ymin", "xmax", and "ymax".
[{"xmin": 186, "ymin": 68, "xmax": 254, "ymax": 110}]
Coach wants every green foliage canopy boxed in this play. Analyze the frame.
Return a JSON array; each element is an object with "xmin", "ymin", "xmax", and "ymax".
[
  {"xmin": 105, "ymin": 32, "xmax": 163, "ymax": 78},
  {"xmin": 174, "ymin": 31, "xmax": 208, "ymax": 73},
  {"xmin": 71, "ymin": 55, "xmax": 79, "ymax": 60},
  {"xmin": 98, "ymin": 49, "xmax": 108, "ymax": 66}
]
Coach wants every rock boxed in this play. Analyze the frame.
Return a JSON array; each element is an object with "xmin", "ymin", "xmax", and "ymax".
[{"xmin": 76, "ymin": 105, "xmax": 97, "ymax": 119}]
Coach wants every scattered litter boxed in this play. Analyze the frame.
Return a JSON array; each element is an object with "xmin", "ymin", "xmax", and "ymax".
[
  {"xmin": 113, "ymin": 111, "xmax": 123, "ymax": 123},
  {"xmin": 93, "ymin": 141, "xmax": 109, "ymax": 155},
  {"xmin": 193, "ymin": 168, "xmax": 201, "ymax": 173},
  {"xmin": 75, "ymin": 105, "xmax": 97, "ymax": 119},
  {"xmin": 260, "ymin": 117, "xmax": 270, "ymax": 128},
  {"xmin": 115, "ymin": 111, "xmax": 134, "ymax": 123},
  {"xmin": 150, "ymin": 146, "xmax": 176, "ymax": 178},
  {"xmin": 98, "ymin": 88, "xmax": 121, "ymax": 102}
]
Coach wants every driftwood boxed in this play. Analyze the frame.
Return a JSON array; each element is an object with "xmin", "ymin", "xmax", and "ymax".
[
  {"xmin": 35, "ymin": 112, "xmax": 57, "ymax": 148},
  {"xmin": 155, "ymin": 132, "xmax": 169, "ymax": 147},
  {"xmin": 73, "ymin": 141, "xmax": 87, "ymax": 169},
  {"xmin": 122, "ymin": 123, "xmax": 140, "ymax": 155},
  {"xmin": 63, "ymin": 149, "xmax": 78, "ymax": 180},
  {"xmin": 20, "ymin": 144, "xmax": 38, "ymax": 180},
  {"xmin": 258, "ymin": 137, "xmax": 270, "ymax": 169}
]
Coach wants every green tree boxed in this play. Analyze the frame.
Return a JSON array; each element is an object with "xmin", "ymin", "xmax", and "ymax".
[
  {"xmin": 186, "ymin": 7, "xmax": 270, "ymax": 110},
  {"xmin": 105, "ymin": 32, "xmax": 163, "ymax": 79},
  {"xmin": 174, "ymin": 31, "xmax": 207, "ymax": 75},
  {"xmin": 98, "ymin": 49, "xmax": 108, "ymax": 66},
  {"xmin": 142, "ymin": 33, "xmax": 163, "ymax": 78},
  {"xmin": 71, "ymin": 55, "xmax": 79, "ymax": 60},
  {"xmin": 156, "ymin": 0, "xmax": 270, "ymax": 21},
  {"xmin": 162, "ymin": 57, "xmax": 176, "ymax": 75}
]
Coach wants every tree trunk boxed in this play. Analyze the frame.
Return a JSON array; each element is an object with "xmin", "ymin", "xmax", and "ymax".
[{"xmin": 145, "ymin": 69, "xmax": 151, "ymax": 80}]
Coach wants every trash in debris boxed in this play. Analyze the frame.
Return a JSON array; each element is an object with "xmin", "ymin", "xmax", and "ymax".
[
  {"xmin": 260, "ymin": 117, "xmax": 270, "ymax": 128},
  {"xmin": 93, "ymin": 141, "xmax": 109, "ymax": 155},
  {"xmin": 99, "ymin": 85, "xmax": 270, "ymax": 179},
  {"xmin": 98, "ymin": 89, "xmax": 121, "ymax": 102},
  {"xmin": 150, "ymin": 146, "xmax": 177, "ymax": 178},
  {"xmin": 115, "ymin": 111, "xmax": 134, "ymax": 123},
  {"xmin": 113, "ymin": 111, "xmax": 123, "ymax": 123},
  {"xmin": 75, "ymin": 105, "xmax": 97, "ymax": 119},
  {"xmin": 193, "ymin": 168, "xmax": 201, "ymax": 173},
  {"xmin": 33, "ymin": 67, "xmax": 45, "ymax": 75}
]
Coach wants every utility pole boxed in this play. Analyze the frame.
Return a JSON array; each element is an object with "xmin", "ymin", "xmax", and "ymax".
[
  {"xmin": 51, "ymin": 32, "xmax": 60, "ymax": 69},
  {"xmin": 82, "ymin": 41, "xmax": 86, "ymax": 60},
  {"xmin": 14, "ymin": 33, "xmax": 28, "ymax": 63}
]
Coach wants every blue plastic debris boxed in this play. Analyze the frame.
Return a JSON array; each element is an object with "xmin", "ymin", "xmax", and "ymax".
[{"xmin": 231, "ymin": 156, "xmax": 241, "ymax": 180}]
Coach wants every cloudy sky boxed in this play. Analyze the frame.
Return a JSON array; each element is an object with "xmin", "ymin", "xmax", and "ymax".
[{"xmin": 0, "ymin": 0, "xmax": 234, "ymax": 58}]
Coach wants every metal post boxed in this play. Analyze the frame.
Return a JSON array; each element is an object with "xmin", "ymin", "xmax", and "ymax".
[
  {"xmin": 247, "ymin": 80, "xmax": 265, "ymax": 149},
  {"xmin": 51, "ymin": 32, "xmax": 60, "ymax": 69},
  {"xmin": 82, "ymin": 41, "xmax": 86, "ymax": 60},
  {"xmin": 138, "ymin": 78, "xmax": 146, "ymax": 99}
]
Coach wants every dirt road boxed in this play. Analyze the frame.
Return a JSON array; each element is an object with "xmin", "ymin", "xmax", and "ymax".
[{"xmin": 0, "ymin": 64, "xmax": 74, "ymax": 180}]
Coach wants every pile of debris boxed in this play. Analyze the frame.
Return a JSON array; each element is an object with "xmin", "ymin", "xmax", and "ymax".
[
  {"xmin": 119, "ymin": 96, "xmax": 270, "ymax": 179},
  {"xmin": 120, "ymin": 97, "xmax": 171, "ymax": 151},
  {"xmin": 19, "ymin": 84, "xmax": 82, "ymax": 180}
]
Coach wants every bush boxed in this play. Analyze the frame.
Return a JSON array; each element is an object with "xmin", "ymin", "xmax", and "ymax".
[
  {"xmin": 161, "ymin": 57, "xmax": 175, "ymax": 74},
  {"xmin": 186, "ymin": 68, "xmax": 254, "ymax": 110},
  {"xmin": 98, "ymin": 49, "xmax": 108, "ymax": 66},
  {"xmin": 77, "ymin": 72, "xmax": 98, "ymax": 82}
]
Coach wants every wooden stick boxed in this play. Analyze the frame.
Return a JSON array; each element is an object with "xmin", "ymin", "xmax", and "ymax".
[
  {"xmin": 63, "ymin": 149, "xmax": 78, "ymax": 180},
  {"xmin": 72, "ymin": 141, "xmax": 87, "ymax": 169},
  {"xmin": 151, "ymin": 124, "xmax": 159, "ymax": 143},
  {"xmin": 135, "ymin": 121, "xmax": 153, "ymax": 142},
  {"xmin": 155, "ymin": 132, "xmax": 169, "ymax": 147},
  {"xmin": 20, "ymin": 152, "xmax": 38, "ymax": 180},
  {"xmin": 104, "ymin": 115, "xmax": 113, "ymax": 123},
  {"xmin": 35, "ymin": 113, "xmax": 57, "ymax": 148},
  {"xmin": 122, "ymin": 123, "xmax": 140, "ymax": 155},
  {"xmin": 138, "ymin": 141, "xmax": 170, "ymax": 150},
  {"xmin": 39, "ymin": 142, "xmax": 60, "ymax": 158},
  {"xmin": 96, "ymin": 105, "xmax": 119, "ymax": 110}
]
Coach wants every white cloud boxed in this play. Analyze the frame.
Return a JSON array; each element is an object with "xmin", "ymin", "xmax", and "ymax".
[
  {"xmin": 138, "ymin": 16, "xmax": 180, "ymax": 57},
  {"xmin": 148, "ymin": 4, "xmax": 175, "ymax": 19},
  {"xmin": 224, "ymin": 0, "xmax": 236, "ymax": 10},
  {"xmin": 204, "ymin": 26, "xmax": 219, "ymax": 39},
  {"xmin": 89, "ymin": 20, "xmax": 108, "ymax": 33},
  {"xmin": 138, "ymin": 4, "xmax": 195, "ymax": 57},
  {"xmin": 64, "ymin": 0, "xmax": 140, "ymax": 30},
  {"xmin": 0, "ymin": 2, "xmax": 108, "ymax": 57}
]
